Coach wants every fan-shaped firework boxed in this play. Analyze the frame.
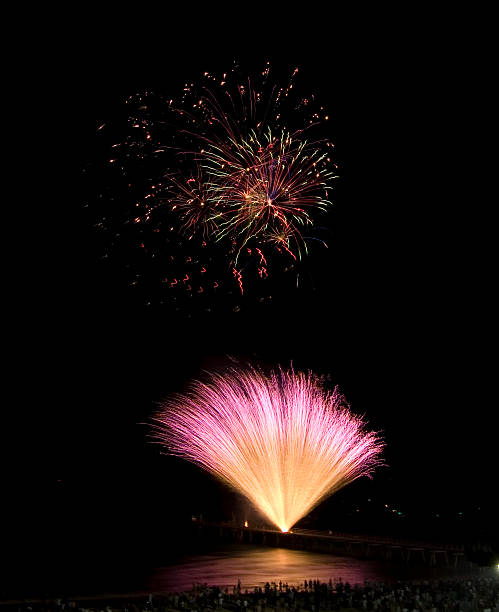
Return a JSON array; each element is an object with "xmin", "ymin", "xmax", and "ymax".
[{"xmin": 151, "ymin": 366, "xmax": 384, "ymax": 532}]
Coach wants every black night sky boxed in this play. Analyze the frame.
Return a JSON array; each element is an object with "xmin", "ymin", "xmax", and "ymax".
[{"xmin": 6, "ymin": 13, "xmax": 497, "ymax": 590}]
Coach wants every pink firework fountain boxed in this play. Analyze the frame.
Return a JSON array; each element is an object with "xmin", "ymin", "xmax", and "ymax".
[{"xmin": 151, "ymin": 366, "xmax": 384, "ymax": 533}]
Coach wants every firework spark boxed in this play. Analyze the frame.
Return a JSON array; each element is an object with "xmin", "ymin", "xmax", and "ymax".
[{"xmin": 151, "ymin": 366, "xmax": 384, "ymax": 532}]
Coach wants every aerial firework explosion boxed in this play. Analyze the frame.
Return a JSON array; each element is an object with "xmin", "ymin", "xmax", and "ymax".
[
  {"xmin": 200, "ymin": 127, "xmax": 334, "ymax": 265},
  {"xmin": 90, "ymin": 62, "xmax": 337, "ymax": 309},
  {"xmin": 151, "ymin": 366, "xmax": 384, "ymax": 533}
]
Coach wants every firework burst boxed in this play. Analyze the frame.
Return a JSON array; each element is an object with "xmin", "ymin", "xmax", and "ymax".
[
  {"xmin": 151, "ymin": 366, "xmax": 384, "ymax": 532},
  {"xmin": 167, "ymin": 166, "xmax": 220, "ymax": 240},
  {"xmin": 92, "ymin": 62, "xmax": 338, "ymax": 306},
  {"xmin": 201, "ymin": 127, "xmax": 335, "ymax": 264}
]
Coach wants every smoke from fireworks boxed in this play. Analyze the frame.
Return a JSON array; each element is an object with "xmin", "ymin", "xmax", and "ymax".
[{"xmin": 151, "ymin": 366, "xmax": 384, "ymax": 532}]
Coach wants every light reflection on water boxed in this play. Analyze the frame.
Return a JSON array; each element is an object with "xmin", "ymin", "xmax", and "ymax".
[{"xmin": 146, "ymin": 545, "xmax": 472, "ymax": 593}]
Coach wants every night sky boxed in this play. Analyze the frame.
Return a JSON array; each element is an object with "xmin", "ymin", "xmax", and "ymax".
[{"xmin": 6, "ymin": 15, "xmax": 496, "ymax": 579}]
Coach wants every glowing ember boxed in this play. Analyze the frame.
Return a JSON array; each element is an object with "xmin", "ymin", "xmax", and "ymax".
[{"xmin": 151, "ymin": 366, "xmax": 384, "ymax": 532}]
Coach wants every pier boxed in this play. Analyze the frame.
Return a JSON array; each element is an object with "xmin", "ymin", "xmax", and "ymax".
[{"xmin": 193, "ymin": 521, "xmax": 469, "ymax": 568}]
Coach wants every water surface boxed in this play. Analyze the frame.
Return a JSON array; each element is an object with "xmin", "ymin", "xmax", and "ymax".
[{"xmin": 145, "ymin": 544, "xmax": 481, "ymax": 594}]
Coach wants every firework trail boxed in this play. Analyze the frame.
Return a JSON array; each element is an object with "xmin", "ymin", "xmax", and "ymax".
[{"xmin": 151, "ymin": 366, "xmax": 384, "ymax": 532}]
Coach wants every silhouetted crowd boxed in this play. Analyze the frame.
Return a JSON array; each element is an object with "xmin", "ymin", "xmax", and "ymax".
[
  {"xmin": 166, "ymin": 577, "xmax": 499, "ymax": 611},
  {"xmin": 5, "ymin": 576, "xmax": 499, "ymax": 612}
]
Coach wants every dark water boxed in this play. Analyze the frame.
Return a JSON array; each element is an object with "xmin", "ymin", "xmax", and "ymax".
[
  {"xmin": 7, "ymin": 544, "xmax": 491, "ymax": 601},
  {"xmin": 144, "ymin": 544, "xmax": 485, "ymax": 594}
]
